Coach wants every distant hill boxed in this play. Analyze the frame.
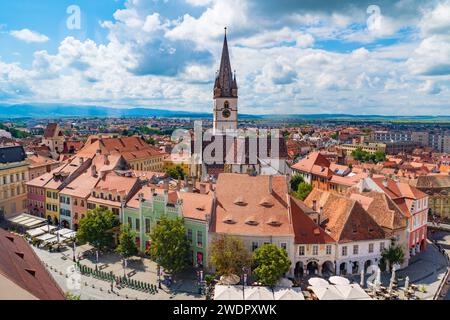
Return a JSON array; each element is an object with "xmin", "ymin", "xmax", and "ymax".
[{"xmin": 0, "ymin": 104, "xmax": 448, "ymax": 122}]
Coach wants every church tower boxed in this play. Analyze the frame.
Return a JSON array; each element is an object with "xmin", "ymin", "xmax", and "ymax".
[{"xmin": 213, "ymin": 28, "xmax": 238, "ymax": 134}]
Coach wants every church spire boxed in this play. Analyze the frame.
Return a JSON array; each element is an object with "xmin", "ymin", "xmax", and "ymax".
[{"xmin": 214, "ymin": 27, "xmax": 237, "ymax": 98}]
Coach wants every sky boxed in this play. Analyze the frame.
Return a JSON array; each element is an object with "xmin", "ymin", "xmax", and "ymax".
[{"xmin": 0, "ymin": 0, "xmax": 450, "ymax": 115}]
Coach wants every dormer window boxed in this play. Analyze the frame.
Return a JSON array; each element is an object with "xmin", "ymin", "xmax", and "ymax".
[
  {"xmin": 259, "ymin": 198, "xmax": 273, "ymax": 207},
  {"xmin": 223, "ymin": 217, "xmax": 236, "ymax": 224},
  {"xmin": 245, "ymin": 217, "xmax": 258, "ymax": 226},
  {"xmin": 234, "ymin": 196, "xmax": 247, "ymax": 206},
  {"xmin": 267, "ymin": 218, "xmax": 281, "ymax": 227}
]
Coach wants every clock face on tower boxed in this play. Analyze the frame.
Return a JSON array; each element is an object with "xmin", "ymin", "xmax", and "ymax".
[{"xmin": 222, "ymin": 108, "xmax": 231, "ymax": 118}]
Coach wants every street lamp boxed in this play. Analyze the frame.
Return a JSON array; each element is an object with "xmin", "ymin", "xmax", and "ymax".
[
  {"xmin": 72, "ymin": 240, "xmax": 76, "ymax": 262},
  {"xmin": 242, "ymin": 266, "xmax": 249, "ymax": 290},
  {"xmin": 95, "ymin": 250, "xmax": 99, "ymax": 271},
  {"xmin": 157, "ymin": 264, "xmax": 162, "ymax": 289}
]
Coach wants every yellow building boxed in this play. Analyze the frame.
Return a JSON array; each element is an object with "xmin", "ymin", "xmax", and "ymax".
[
  {"xmin": 45, "ymin": 188, "xmax": 59, "ymax": 224},
  {"xmin": 163, "ymin": 153, "xmax": 191, "ymax": 176},
  {"xmin": 0, "ymin": 146, "xmax": 29, "ymax": 218},
  {"xmin": 340, "ymin": 142, "xmax": 386, "ymax": 156}
]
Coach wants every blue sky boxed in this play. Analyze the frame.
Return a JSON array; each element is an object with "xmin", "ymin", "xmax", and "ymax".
[{"xmin": 0, "ymin": 0, "xmax": 449, "ymax": 115}]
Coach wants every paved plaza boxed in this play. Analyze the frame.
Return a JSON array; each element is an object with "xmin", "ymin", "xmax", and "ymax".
[{"xmin": 32, "ymin": 245, "xmax": 203, "ymax": 300}]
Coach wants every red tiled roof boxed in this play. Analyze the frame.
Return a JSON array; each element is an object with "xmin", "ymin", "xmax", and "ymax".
[
  {"xmin": 290, "ymin": 197, "xmax": 335, "ymax": 244},
  {"xmin": 0, "ymin": 228, "xmax": 65, "ymax": 300}
]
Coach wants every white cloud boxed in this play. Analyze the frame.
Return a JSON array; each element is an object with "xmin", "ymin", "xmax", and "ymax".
[{"xmin": 10, "ymin": 29, "xmax": 49, "ymax": 43}]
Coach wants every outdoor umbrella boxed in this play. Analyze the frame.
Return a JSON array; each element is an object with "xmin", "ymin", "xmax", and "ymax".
[
  {"xmin": 214, "ymin": 285, "xmax": 244, "ymax": 300},
  {"xmin": 308, "ymin": 277, "xmax": 329, "ymax": 287},
  {"xmin": 310, "ymin": 285, "xmax": 344, "ymax": 300},
  {"xmin": 244, "ymin": 286, "xmax": 274, "ymax": 300},
  {"xmin": 329, "ymin": 276, "xmax": 350, "ymax": 286},
  {"xmin": 334, "ymin": 284, "xmax": 372, "ymax": 300},
  {"xmin": 273, "ymin": 287, "xmax": 305, "ymax": 300}
]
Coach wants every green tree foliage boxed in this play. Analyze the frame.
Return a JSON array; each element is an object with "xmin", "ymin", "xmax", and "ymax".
[
  {"xmin": 0, "ymin": 123, "xmax": 30, "ymax": 138},
  {"xmin": 352, "ymin": 148, "xmax": 386, "ymax": 163},
  {"xmin": 290, "ymin": 175, "xmax": 304, "ymax": 191},
  {"xmin": 65, "ymin": 292, "xmax": 81, "ymax": 300},
  {"xmin": 165, "ymin": 165, "xmax": 185, "ymax": 180},
  {"xmin": 381, "ymin": 244, "xmax": 405, "ymax": 271},
  {"xmin": 252, "ymin": 244, "xmax": 291, "ymax": 287},
  {"xmin": 293, "ymin": 182, "xmax": 313, "ymax": 200},
  {"xmin": 116, "ymin": 225, "xmax": 138, "ymax": 259},
  {"xmin": 76, "ymin": 207, "xmax": 117, "ymax": 251},
  {"xmin": 147, "ymin": 215, "xmax": 190, "ymax": 274},
  {"xmin": 209, "ymin": 235, "xmax": 251, "ymax": 276}
]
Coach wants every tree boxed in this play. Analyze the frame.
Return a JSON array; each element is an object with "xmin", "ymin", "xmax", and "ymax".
[
  {"xmin": 290, "ymin": 175, "xmax": 304, "ymax": 192},
  {"xmin": 165, "ymin": 165, "xmax": 185, "ymax": 180},
  {"xmin": 293, "ymin": 182, "xmax": 313, "ymax": 200},
  {"xmin": 116, "ymin": 225, "xmax": 138, "ymax": 260},
  {"xmin": 147, "ymin": 215, "xmax": 190, "ymax": 274},
  {"xmin": 209, "ymin": 235, "xmax": 251, "ymax": 276},
  {"xmin": 374, "ymin": 150, "xmax": 386, "ymax": 163},
  {"xmin": 381, "ymin": 244, "xmax": 405, "ymax": 271},
  {"xmin": 252, "ymin": 244, "xmax": 291, "ymax": 287},
  {"xmin": 76, "ymin": 207, "xmax": 117, "ymax": 251}
]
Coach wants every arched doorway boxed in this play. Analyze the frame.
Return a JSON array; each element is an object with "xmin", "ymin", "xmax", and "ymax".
[
  {"xmin": 294, "ymin": 262, "xmax": 304, "ymax": 278},
  {"xmin": 322, "ymin": 261, "xmax": 334, "ymax": 276},
  {"xmin": 352, "ymin": 261, "xmax": 359, "ymax": 274},
  {"xmin": 47, "ymin": 216, "xmax": 52, "ymax": 224},
  {"xmin": 61, "ymin": 220, "xmax": 70, "ymax": 229},
  {"xmin": 339, "ymin": 262, "xmax": 347, "ymax": 275},
  {"xmin": 53, "ymin": 217, "xmax": 59, "ymax": 226},
  {"xmin": 307, "ymin": 261, "xmax": 319, "ymax": 275},
  {"xmin": 364, "ymin": 260, "xmax": 372, "ymax": 273}
]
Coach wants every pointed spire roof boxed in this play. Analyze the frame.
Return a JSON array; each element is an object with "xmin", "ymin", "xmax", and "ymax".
[{"xmin": 214, "ymin": 27, "xmax": 237, "ymax": 98}]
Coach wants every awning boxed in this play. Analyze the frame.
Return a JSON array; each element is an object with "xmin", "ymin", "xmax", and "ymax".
[
  {"xmin": 26, "ymin": 228, "xmax": 46, "ymax": 237},
  {"xmin": 36, "ymin": 233, "xmax": 58, "ymax": 243},
  {"xmin": 7, "ymin": 214, "xmax": 47, "ymax": 229}
]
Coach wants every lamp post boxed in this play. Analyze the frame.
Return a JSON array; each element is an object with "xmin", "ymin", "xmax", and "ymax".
[
  {"xmin": 72, "ymin": 240, "xmax": 76, "ymax": 262},
  {"xmin": 95, "ymin": 249, "xmax": 99, "ymax": 271},
  {"xmin": 157, "ymin": 264, "xmax": 162, "ymax": 289},
  {"xmin": 242, "ymin": 266, "xmax": 249, "ymax": 290}
]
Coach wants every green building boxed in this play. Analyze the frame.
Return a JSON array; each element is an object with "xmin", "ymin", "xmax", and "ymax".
[{"xmin": 122, "ymin": 186, "xmax": 213, "ymax": 268}]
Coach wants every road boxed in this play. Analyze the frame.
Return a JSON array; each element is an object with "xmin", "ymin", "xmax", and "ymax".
[{"xmin": 428, "ymin": 230, "xmax": 450, "ymax": 300}]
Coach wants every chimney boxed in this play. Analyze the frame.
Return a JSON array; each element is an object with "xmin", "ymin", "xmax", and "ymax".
[
  {"xmin": 104, "ymin": 154, "xmax": 109, "ymax": 166},
  {"xmin": 79, "ymin": 157, "xmax": 84, "ymax": 165},
  {"xmin": 312, "ymin": 200, "xmax": 317, "ymax": 211},
  {"xmin": 151, "ymin": 188, "xmax": 156, "ymax": 196},
  {"xmin": 96, "ymin": 149, "xmax": 101, "ymax": 155},
  {"xmin": 138, "ymin": 193, "xmax": 144, "ymax": 202},
  {"xmin": 382, "ymin": 178, "xmax": 388, "ymax": 188},
  {"xmin": 100, "ymin": 170, "xmax": 107, "ymax": 180},
  {"xmin": 318, "ymin": 207, "xmax": 323, "ymax": 225},
  {"xmin": 91, "ymin": 165, "xmax": 97, "ymax": 177},
  {"xmin": 269, "ymin": 175, "xmax": 273, "ymax": 194}
]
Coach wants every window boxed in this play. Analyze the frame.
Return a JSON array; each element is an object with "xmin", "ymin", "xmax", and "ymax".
[
  {"xmin": 187, "ymin": 229, "xmax": 193, "ymax": 243},
  {"xmin": 81, "ymin": 200, "xmax": 84, "ymax": 207},
  {"xmin": 127, "ymin": 217, "xmax": 132, "ymax": 227},
  {"xmin": 74, "ymin": 199, "xmax": 78, "ymax": 206},
  {"xmin": 112, "ymin": 208, "xmax": 119, "ymax": 215},
  {"xmin": 47, "ymin": 191, "xmax": 51, "ymax": 198},
  {"xmin": 326, "ymin": 245, "xmax": 332, "ymax": 255},
  {"xmin": 299, "ymin": 246, "xmax": 305, "ymax": 256},
  {"xmin": 53, "ymin": 192, "xmax": 57, "ymax": 199},
  {"xmin": 342, "ymin": 246, "xmax": 348, "ymax": 256},
  {"xmin": 135, "ymin": 218, "xmax": 140, "ymax": 231},
  {"xmin": 280, "ymin": 243, "xmax": 287, "ymax": 251},
  {"xmin": 252, "ymin": 242, "xmax": 259, "ymax": 251},
  {"xmin": 197, "ymin": 231, "xmax": 203, "ymax": 248},
  {"xmin": 312, "ymin": 245, "xmax": 318, "ymax": 255},
  {"xmin": 369, "ymin": 243, "xmax": 374, "ymax": 253},
  {"xmin": 380, "ymin": 242, "xmax": 385, "ymax": 252},
  {"xmin": 353, "ymin": 245, "xmax": 359, "ymax": 255},
  {"xmin": 22, "ymin": 172, "xmax": 25, "ymax": 180},
  {"xmin": 145, "ymin": 218, "xmax": 151, "ymax": 233}
]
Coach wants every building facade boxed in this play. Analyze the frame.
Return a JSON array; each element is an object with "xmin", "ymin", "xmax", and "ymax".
[{"xmin": 0, "ymin": 146, "xmax": 29, "ymax": 218}]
